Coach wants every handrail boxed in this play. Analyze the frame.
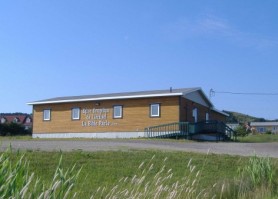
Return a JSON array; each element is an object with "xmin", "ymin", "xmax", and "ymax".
[
  {"xmin": 145, "ymin": 121, "xmax": 237, "ymax": 141},
  {"xmin": 144, "ymin": 122, "xmax": 189, "ymax": 139},
  {"xmin": 222, "ymin": 122, "xmax": 237, "ymax": 141}
]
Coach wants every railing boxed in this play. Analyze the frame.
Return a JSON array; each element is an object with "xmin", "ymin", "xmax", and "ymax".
[
  {"xmin": 144, "ymin": 122, "xmax": 189, "ymax": 139},
  {"xmin": 145, "ymin": 120, "xmax": 237, "ymax": 141},
  {"xmin": 189, "ymin": 120, "xmax": 237, "ymax": 141},
  {"xmin": 223, "ymin": 123, "xmax": 237, "ymax": 141}
]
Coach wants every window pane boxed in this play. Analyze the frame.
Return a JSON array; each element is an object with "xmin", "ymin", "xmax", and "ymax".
[
  {"xmin": 72, "ymin": 108, "xmax": 80, "ymax": 120},
  {"xmin": 206, "ymin": 113, "xmax": 209, "ymax": 121},
  {"xmin": 113, "ymin": 106, "xmax": 122, "ymax": 118},
  {"xmin": 150, "ymin": 104, "xmax": 160, "ymax": 117},
  {"xmin": 192, "ymin": 108, "xmax": 198, "ymax": 122},
  {"xmin": 43, "ymin": 109, "xmax": 51, "ymax": 121}
]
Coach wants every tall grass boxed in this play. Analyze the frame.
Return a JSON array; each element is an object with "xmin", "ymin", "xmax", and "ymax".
[
  {"xmin": 0, "ymin": 148, "xmax": 81, "ymax": 199},
  {"xmin": 0, "ymin": 148, "xmax": 277, "ymax": 199},
  {"xmin": 218, "ymin": 155, "xmax": 277, "ymax": 199},
  {"xmin": 91, "ymin": 155, "xmax": 219, "ymax": 199},
  {"xmin": 91, "ymin": 154, "xmax": 278, "ymax": 199},
  {"xmin": 240, "ymin": 155, "xmax": 274, "ymax": 187}
]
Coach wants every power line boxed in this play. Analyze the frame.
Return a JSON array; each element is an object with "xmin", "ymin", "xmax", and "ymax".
[{"xmin": 209, "ymin": 89, "xmax": 278, "ymax": 98}]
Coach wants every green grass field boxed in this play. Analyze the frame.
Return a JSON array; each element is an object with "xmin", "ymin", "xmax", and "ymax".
[
  {"xmin": 3, "ymin": 149, "xmax": 276, "ymax": 198},
  {"xmin": 238, "ymin": 134, "xmax": 278, "ymax": 143}
]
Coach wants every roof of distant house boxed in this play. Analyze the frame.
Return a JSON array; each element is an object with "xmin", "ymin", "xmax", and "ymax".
[
  {"xmin": 0, "ymin": 114, "xmax": 32, "ymax": 125},
  {"xmin": 251, "ymin": 122, "xmax": 278, "ymax": 126}
]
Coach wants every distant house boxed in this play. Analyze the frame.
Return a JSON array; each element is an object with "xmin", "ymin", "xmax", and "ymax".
[
  {"xmin": 250, "ymin": 122, "xmax": 278, "ymax": 134},
  {"xmin": 0, "ymin": 113, "xmax": 32, "ymax": 130}
]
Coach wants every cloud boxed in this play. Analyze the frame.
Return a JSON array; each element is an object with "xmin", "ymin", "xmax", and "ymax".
[
  {"xmin": 162, "ymin": 15, "xmax": 278, "ymax": 50},
  {"xmin": 197, "ymin": 16, "xmax": 233, "ymax": 36},
  {"xmin": 162, "ymin": 15, "xmax": 233, "ymax": 39}
]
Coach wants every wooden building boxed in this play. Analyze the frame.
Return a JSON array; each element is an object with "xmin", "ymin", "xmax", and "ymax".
[{"xmin": 27, "ymin": 87, "xmax": 228, "ymax": 138}]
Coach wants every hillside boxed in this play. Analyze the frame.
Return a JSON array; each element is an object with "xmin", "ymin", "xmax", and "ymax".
[{"xmin": 223, "ymin": 110, "xmax": 268, "ymax": 123}]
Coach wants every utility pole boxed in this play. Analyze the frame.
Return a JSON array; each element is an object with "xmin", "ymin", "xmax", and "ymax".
[{"xmin": 209, "ymin": 89, "xmax": 215, "ymax": 99}]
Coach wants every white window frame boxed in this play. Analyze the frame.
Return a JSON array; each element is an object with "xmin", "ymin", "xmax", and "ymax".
[
  {"xmin": 13, "ymin": 118, "xmax": 19, "ymax": 123},
  {"xmin": 193, "ymin": 108, "xmax": 198, "ymax": 123},
  {"xmin": 26, "ymin": 118, "xmax": 31, "ymax": 123},
  {"xmin": 113, "ymin": 105, "xmax": 123, "ymax": 119},
  {"xmin": 72, "ymin": 108, "xmax": 80, "ymax": 120},
  {"xmin": 206, "ymin": 112, "xmax": 209, "ymax": 121},
  {"xmin": 1, "ymin": 118, "xmax": 6, "ymax": 124},
  {"xmin": 43, "ymin": 109, "xmax": 51, "ymax": 121},
  {"xmin": 150, "ymin": 103, "xmax": 160, "ymax": 117}
]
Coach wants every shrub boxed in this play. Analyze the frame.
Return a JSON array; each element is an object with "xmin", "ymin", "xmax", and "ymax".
[
  {"xmin": 265, "ymin": 131, "xmax": 272, "ymax": 135},
  {"xmin": 0, "ymin": 123, "xmax": 31, "ymax": 136},
  {"xmin": 235, "ymin": 125, "xmax": 250, "ymax": 137}
]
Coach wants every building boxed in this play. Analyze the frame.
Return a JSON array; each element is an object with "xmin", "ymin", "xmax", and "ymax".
[
  {"xmin": 251, "ymin": 122, "xmax": 278, "ymax": 134},
  {"xmin": 0, "ymin": 113, "xmax": 32, "ymax": 130},
  {"xmin": 27, "ymin": 87, "xmax": 228, "ymax": 138}
]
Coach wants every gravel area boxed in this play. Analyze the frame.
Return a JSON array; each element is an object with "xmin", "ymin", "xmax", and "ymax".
[{"xmin": 1, "ymin": 139, "xmax": 277, "ymax": 158}]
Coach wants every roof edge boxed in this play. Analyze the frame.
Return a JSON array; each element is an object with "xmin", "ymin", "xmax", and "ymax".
[
  {"xmin": 27, "ymin": 93, "xmax": 183, "ymax": 105},
  {"xmin": 211, "ymin": 108, "xmax": 229, "ymax": 116}
]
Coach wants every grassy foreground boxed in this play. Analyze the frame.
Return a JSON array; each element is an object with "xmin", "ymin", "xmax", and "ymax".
[{"xmin": 2, "ymin": 149, "xmax": 277, "ymax": 198}]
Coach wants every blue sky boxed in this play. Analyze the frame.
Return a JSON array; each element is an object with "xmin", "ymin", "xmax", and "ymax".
[{"xmin": 0, "ymin": 1, "xmax": 277, "ymax": 119}]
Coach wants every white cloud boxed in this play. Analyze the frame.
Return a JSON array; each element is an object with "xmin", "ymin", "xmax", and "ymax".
[
  {"xmin": 162, "ymin": 14, "xmax": 278, "ymax": 50},
  {"xmin": 197, "ymin": 16, "xmax": 232, "ymax": 35}
]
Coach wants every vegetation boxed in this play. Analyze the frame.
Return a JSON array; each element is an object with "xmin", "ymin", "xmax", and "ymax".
[
  {"xmin": 1, "ymin": 149, "xmax": 277, "ymax": 198},
  {"xmin": 234, "ymin": 125, "xmax": 250, "ymax": 137},
  {"xmin": 0, "ymin": 149, "xmax": 80, "ymax": 198},
  {"xmin": 238, "ymin": 134, "xmax": 278, "ymax": 143},
  {"xmin": 0, "ymin": 112, "xmax": 32, "ymax": 116},
  {"xmin": 0, "ymin": 123, "xmax": 31, "ymax": 136},
  {"xmin": 224, "ymin": 110, "xmax": 278, "ymax": 124}
]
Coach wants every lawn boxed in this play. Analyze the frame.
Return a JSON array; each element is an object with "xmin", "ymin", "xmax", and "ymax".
[
  {"xmin": 4, "ymin": 149, "xmax": 277, "ymax": 198},
  {"xmin": 238, "ymin": 134, "xmax": 278, "ymax": 143}
]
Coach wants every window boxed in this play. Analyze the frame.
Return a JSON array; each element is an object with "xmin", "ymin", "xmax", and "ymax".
[
  {"xmin": 257, "ymin": 127, "xmax": 265, "ymax": 133},
  {"xmin": 192, "ymin": 108, "xmax": 198, "ymax": 123},
  {"xmin": 72, "ymin": 108, "xmax": 80, "ymax": 120},
  {"xmin": 150, "ymin": 103, "xmax": 160, "ymax": 117},
  {"xmin": 13, "ymin": 118, "xmax": 19, "ymax": 123},
  {"xmin": 113, "ymin": 105, "xmax": 123, "ymax": 118},
  {"xmin": 0, "ymin": 117, "xmax": 6, "ymax": 124},
  {"xmin": 43, "ymin": 109, "xmax": 51, "ymax": 121},
  {"xmin": 26, "ymin": 117, "xmax": 31, "ymax": 123},
  {"xmin": 206, "ymin": 113, "xmax": 209, "ymax": 121}
]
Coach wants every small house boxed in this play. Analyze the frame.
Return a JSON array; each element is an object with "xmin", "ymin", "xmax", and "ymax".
[
  {"xmin": 0, "ymin": 114, "xmax": 32, "ymax": 130},
  {"xmin": 251, "ymin": 122, "xmax": 278, "ymax": 134}
]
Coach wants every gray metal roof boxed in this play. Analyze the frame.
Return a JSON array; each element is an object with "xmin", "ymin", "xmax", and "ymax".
[
  {"xmin": 251, "ymin": 122, "xmax": 278, "ymax": 126},
  {"xmin": 27, "ymin": 87, "xmax": 202, "ymax": 105}
]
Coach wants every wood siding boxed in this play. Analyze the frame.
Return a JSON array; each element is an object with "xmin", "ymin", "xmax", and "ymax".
[
  {"xmin": 179, "ymin": 97, "xmax": 226, "ymax": 122},
  {"xmin": 33, "ymin": 96, "xmax": 180, "ymax": 134}
]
